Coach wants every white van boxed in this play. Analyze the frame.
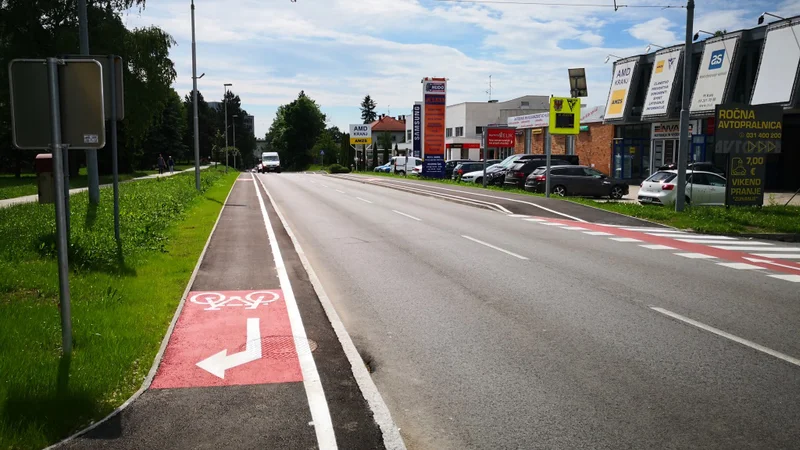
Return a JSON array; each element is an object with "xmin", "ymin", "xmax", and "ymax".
[
  {"xmin": 390, "ymin": 156, "xmax": 423, "ymax": 175},
  {"xmin": 260, "ymin": 152, "xmax": 281, "ymax": 173}
]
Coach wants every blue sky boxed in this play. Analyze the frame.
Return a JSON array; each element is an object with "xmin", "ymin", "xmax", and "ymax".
[{"xmin": 124, "ymin": 0, "xmax": 800, "ymax": 137}]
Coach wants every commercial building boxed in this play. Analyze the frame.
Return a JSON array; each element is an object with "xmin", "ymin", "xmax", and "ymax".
[{"xmin": 602, "ymin": 16, "xmax": 800, "ymax": 189}]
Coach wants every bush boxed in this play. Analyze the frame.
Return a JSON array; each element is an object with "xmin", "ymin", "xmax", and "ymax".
[{"xmin": 328, "ymin": 164, "xmax": 350, "ymax": 174}]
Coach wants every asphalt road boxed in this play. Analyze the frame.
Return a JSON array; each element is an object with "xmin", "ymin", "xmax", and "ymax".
[{"xmin": 259, "ymin": 172, "xmax": 800, "ymax": 450}]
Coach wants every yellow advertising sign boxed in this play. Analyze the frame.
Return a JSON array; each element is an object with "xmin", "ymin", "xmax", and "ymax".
[
  {"xmin": 549, "ymin": 97, "xmax": 580, "ymax": 135},
  {"xmin": 608, "ymin": 90, "xmax": 626, "ymax": 115},
  {"xmin": 655, "ymin": 60, "xmax": 665, "ymax": 74},
  {"xmin": 350, "ymin": 137, "xmax": 372, "ymax": 145}
]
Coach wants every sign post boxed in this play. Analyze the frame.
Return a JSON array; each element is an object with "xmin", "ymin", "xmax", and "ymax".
[{"xmin": 349, "ymin": 124, "xmax": 373, "ymax": 172}]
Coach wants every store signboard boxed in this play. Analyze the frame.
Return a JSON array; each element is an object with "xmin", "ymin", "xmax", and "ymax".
[
  {"xmin": 603, "ymin": 57, "xmax": 640, "ymax": 121},
  {"xmin": 689, "ymin": 34, "xmax": 741, "ymax": 115},
  {"xmin": 422, "ymin": 78, "xmax": 446, "ymax": 177},
  {"xmin": 507, "ymin": 112, "xmax": 549, "ymax": 129},
  {"xmin": 641, "ymin": 47, "xmax": 683, "ymax": 119}
]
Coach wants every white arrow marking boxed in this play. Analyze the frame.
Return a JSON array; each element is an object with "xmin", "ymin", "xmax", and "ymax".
[
  {"xmin": 743, "ymin": 257, "xmax": 800, "ymax": 272},
  {"xmin": 196, "ymin": 318, "xmax": 262, "ymax": 379}
]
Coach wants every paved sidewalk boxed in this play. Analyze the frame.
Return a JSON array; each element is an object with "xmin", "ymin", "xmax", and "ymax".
[
  {"xmin": 0, "ymin": 166, "xmax": 211, "ymax": 209},
  {"xmin": 56, "ymin": 173, "xmax": 388, "ymax": 450}
]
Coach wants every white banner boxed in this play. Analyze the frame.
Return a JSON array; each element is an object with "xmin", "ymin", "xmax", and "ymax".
[
  {"xmin": 690, "ymin": 35, "xmax": 740, "ymax": 114},
  {"xmin": 642, "ymin": 48, "xmax": 683, "ymax": 118},
  {"xmin": 507, "ymin": 112, "xmax": 549, "ymax": 129},
  {"xmin": 604, "ymin": 59, "xmax": 638, "ymax": 120},
  {"xmin": 751, "ymin": 21, "xmax": 800, "ymax": 105}
]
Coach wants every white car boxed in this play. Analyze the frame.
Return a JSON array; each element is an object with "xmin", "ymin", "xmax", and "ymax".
[
  {"xmin": 411, "ymin": 165, "xmax": 422, "ymax": 176},
  {"xmin": 638, "ymin": 170, "xmax": 727, "ymax": 206},
  {"xmin": 461, "ymin": 164, "xmax": 501, "ymax": 184}
]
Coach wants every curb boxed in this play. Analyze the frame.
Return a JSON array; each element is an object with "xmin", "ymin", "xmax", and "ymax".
[{"xmin": 45, "ymin": 174, "xmax": 236, "ymax": 449}]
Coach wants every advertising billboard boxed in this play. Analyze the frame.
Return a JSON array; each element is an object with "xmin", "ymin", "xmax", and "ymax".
[
  {"xmin": 714, "ymin": 104, "xmax": 782, "ymax": 154},
  {"xmin": 603, "ymin": 57, "xmax": 640, "ymax": 121},
  {"xmin": 689, "ymin": 34, "xmax": 741, "ymax": 115},
  {"xmin": 751, "ymin": 19, "xmax": 800, "ymax": 106},
  {"xmin": 485, "ymin": 128, "xmax": 515, "ymax": 147},
  {"xmin": 422, "ymin": 78, "xmax": 446, "ymax": 177},
  {"xmin": 641, "ymin": 47, "xmax": 683, "ymax": 119},
  {"xmin": 549, "ymin": 97, "xmax": 580, "ymax": 135},
  {"xmin": 507, "ymin": 112, "xmax": 549, "ymax": 129},
  {"xmin": 349, "ymin": 123, "xmax": 372, "ymax": 145},
  {"xmin": 412, "ymin": 102, "xmax": 422, "ymax": 158}
]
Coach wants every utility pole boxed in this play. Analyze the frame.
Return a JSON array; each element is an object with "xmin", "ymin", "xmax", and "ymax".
[
  {"xmin": 191, "ymin": 0, "xmax": 202, "ymax": 191},
  {"xmin": 78, "ymin": 0, "xmax": 100, "ymax": 205},
  {"xmin": 224, "ymin": 83, "xmax": 232, "ymax": 173},
  {"xmin": 233, "ymin": 114, "xmax": 237, "ymax": 170},
  {"xmin": 675, "ymin": 0, "xmax": 695, "ymax": 212}
]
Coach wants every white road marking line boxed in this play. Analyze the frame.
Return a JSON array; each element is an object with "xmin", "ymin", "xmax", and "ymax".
[
  {"xmin": 698, "ymin": 241, "xmax": 772, "ymax": 246},
  {"xmin": 335, "ymin": 189, "xmax": 346, "ymax": 194},
  {"xmin": 675, "ymin": 252, "xmax": 717, "ymax": 259},
  {"xmin": 716, "ymin": 262, "xmax": 766, "ymax": 270},
  {"xmin": 640, "ymin": 244, "xmax": 675, "ymax": 250},
  {"xmin": 610, "ymin": 237, "xmax": 643, "ymax": 243},
  {"xmin": 744, "ymin": 257, "xmax": 800, "ymax": 272},
  {"xmin": 652, "ymin": 234, "xmax": 737, "ymax": 240},
  {"xmin": 250, "ymin": 174, "xmax": 338, "ymax": 449},
  {"xmin": 321, "ymin": 184, "xmax": 329, "ymax": 188},
  {"xmin": 462, "ymin": 235, "xmax": 529, "ymax": 260},
  {"xmin": 713, "ymin": 246, "xmax": 796, "ymax": 251},
  {"xmin": 622, "ymin": 227, "xmax": 680, "ymax": 232},
  {"xmin": 645, "ymin": 233, "xmax": 695, "ymax": 238},
  {"xmin": 542, "ymin": 222, "xmax": 564, "ymax": 226},
  {"xmin": 676, "ymin": 239, "xmax": 742, "ymax": 244},
  {"xmin": 508, "ymin": 214, "xmax": 530, "ymax": 218},
  {"xmin": 768, "ymin": 274, "xmax": 800, "ymax": 283},
  {"xmin": 751, "ymin": 253, "xmax": 800, "ymax": 259},
  {"xmin": 524, "ymin": 218, "xmax": 547, "ymax": 222},
  {"xmin": 392, "ymin": 210, "xmax": 422, "ymax": 221},
  {"xmin": 651, "ymin": 307, "xmax": 800, "ymax": 367},
  {"xmin": 583, "ymin": 231, "xmax": 613, "ymax": 236},
  {"xmin": 562, "ymin": 226, "xmax": 588, "ymax": 231},
  {"xmin": 356, "ymin": 197, "xmax": 373, "ymax": 204}
]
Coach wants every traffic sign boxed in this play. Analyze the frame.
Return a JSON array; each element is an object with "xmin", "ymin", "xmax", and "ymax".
[
  {"xmin": 63, "ymin": 54, "xmax": 125, "ymax": 120},
  {"xmin": 151, "ymin": 290, "xmax": 304, "ymax": 388},
  {"xmin": 549, "ymin": 97, "xmax": 580, "ymax": 135}
]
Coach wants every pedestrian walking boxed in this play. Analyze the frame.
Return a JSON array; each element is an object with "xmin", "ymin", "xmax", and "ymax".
[
  {"xmin": 168, "ymin": 155, "xmax": 175, "ymax": 174},
  {"xmin": 157, "ymin": 154, "xmax": 166, "ymax": 175}
]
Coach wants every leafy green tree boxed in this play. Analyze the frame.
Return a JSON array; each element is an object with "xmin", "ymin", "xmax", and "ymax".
[
  {"xmin": 266, "ymin": 91, "xmax": 326, "ymax": 170},
  {"xmin": 140, "ymin": 89, "xmax": 186, "ymax": 169},
  {"xmin": 312, "ymin": 132, "xmax": 337, "ymax": 166},
  {"xmin": 183, "ymin": 90, "xmax": 217, "ymax": 163},
  {"xmin": 360, "ymin": 95, "xmax": 377, "ymax": 124},
  {"xmin": 379, "ymin": 132, "xmax": 392, "ymax": 165},
  {"xmin": 714, "ymin": 30, "xmax": 727, "ymax": 37}
]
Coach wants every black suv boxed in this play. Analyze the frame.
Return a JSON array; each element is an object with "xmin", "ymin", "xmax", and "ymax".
[
  {"xmin": 503, "ymin": 158, "xmax": 574, "ymax": 189},
  {"xmin": 444, "ymin": 159, "xmax": 473, "ymax": 179}
]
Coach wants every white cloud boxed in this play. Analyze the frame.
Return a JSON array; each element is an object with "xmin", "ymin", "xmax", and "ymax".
[{"xmin": 628, "ymin": 17, "xmax": 677, "ymax": 44}]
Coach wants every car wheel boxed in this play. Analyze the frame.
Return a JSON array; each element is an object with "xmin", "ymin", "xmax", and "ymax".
[
  {"xmin": 610, "ymin": 185, "xmax": 624, "ymax": 200},
  {"xmin": 685, "ymin": 196, "xmax": 691, "ymax": 205},
  {"xmin": 553, "ymin": 185, "xmax": 567, "ymax": 197},
  {"xmin": 397, "ymin": 170, "xmax": 405, "ymax": 176},
  {"xmin": 475, "ymin": 177, "xmax": 482, "ymax": 184}
]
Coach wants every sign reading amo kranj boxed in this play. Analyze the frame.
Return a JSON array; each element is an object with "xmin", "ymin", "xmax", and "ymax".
[
  {"xmin": 349, "ymin": 123, "xmax": 372, "ymax": 145},
  {"xmin": 714, "ymin": 104, "xmax": 782, "ymax": 154}
]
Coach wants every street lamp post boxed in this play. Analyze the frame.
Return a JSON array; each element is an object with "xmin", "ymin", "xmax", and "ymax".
[
  {"xmin": 233, "ymin": 114, "xmax": 238, "ymax": 171},
  {"xmin": 224, "ymin": 83, "xmax": 232, "ymax": 173},
  {"xmin": 675, "ymin": 0, "xmax": 695, "ymax": 212},
  {"xmin": 190, "ymin": 0, "xmax": 204, "ymax": 191}
]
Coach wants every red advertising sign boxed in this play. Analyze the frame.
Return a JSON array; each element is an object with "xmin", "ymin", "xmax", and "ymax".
[
  {"xmin": 486, "ymin": 128, "xmax": 516, "ymax": 147},
  {"xmin": 151, "ymin": 290, "xmax": 303, "ymax": 389},
  {"xmin": 422, "ymin": 78, "xmax": 447, "ymax": 177}
]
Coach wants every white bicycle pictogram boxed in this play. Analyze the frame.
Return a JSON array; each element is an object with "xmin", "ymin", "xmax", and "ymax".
[{"xmin": 190, "ymin": 291, "xmax": 280, "ymax": 311}]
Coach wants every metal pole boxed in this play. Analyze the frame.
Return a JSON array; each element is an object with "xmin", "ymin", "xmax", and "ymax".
[
  {"xmin": 109, "ymin": 56, "xmax": 120, "ymax": 241},
  {"xmin": 224, "ymin": 86, "xmax": 229, "ymax": 173},
  {"xmin": 482, "ymin": 128, "xmax": 488, "ymax": 188},
  {"xmin": 78, "ymin": 0, "xmax": 100, "ymax": 205},
  {"xmin": 191, "ymin": 0, "xmax": 201, "ymax": 191},
  {"xmin": 545, "ymin": 127, "xmax": 552, "ymax": 198},
  {"xmin": 63, "ymin": 144, "xmax": 70, "ymax": 238},
  {"xmin": 675, "ymin": 0, "xmax": 695, "ymax": 212},
  {"xmin": 47, "ymin": 58, "xmax": 73, "ymax": 356},
  {"xmin": 233, "ymin": 120, "xmax": 236, "ymax": 170}
]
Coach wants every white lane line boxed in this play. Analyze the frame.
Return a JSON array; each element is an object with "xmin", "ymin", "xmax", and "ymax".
[
  {"xmin": 256, "ymin": 176, "xmax": 407, "ymax": 450},
  {"xmin": 610, "ymin": 237, "xmax": 643, "ymax": 243},
  {"xmin": 562, "ymin": 226, "xmax": 588, "ymax": 231},
  {"xmin": 713, "ymin": 246, "xmax": 795, "ymax": 251},
  {"xmin": 716, "ymin": 262, "xmax": 766, "ymax": 270},
  {"xmin": 700, "ymin": 241, "xmax": 772, "ymax": 246},
  {"xmin": 646, "ymin": 233, "xmax": 692, "ymax": 238},
  {"xmin": 462, "ymin": 235, "xmax": 529, "ymax": 260},
  {"xmin": 356, "ymin": 197, "xmax": 373, "ymax": 204},
  {"xmin": 674, "ymin": 238, "xmax": 740, "ymax": 244},
  {"xmin": 392, "ymin": 210, "xmax": 422, "ymax": 221},
  {"xmin": 250, "ymin": 174, "xmax": 338, "ymax": 449},
  {"xmin": 751, "ymin": 253, "xmax": 800, "ymax": 259},
  {"xmin": 508, "ymin": 214, "xmax": 530, "ymax": 218},
  {"xmin": 651, "ymin": 307, "xmax": 800, "ymax": 367},
  {"xmin": 675, "ymin": 252, "xmax": 717, "ymax": 259},
  {"xmin": 335, "ymin": 189, "xmax": 346, "ymax": 194},
  {"xmin": 542, "ymin": 222, "xmax": 564, "ymax": 226},
  {"xmin": 583, "ymin": 231, "xmax": 613, "ymax": 236},
  {"xmin": 524, "ymin": 218, "xmax": 547, "ymax": 222},
  {"xmin": 640, "ymin": 244, "xmax": 675, "ymax": 250},
  {"xmin": 321, "ymin": 184, "xmax": 330, "ymax": 188},
  {"xmin": 622, "ymin": 227, "xmax": 679, "ymax": 232},
  {"xmin": 768, "ymin": 274, "xmax": 800, "ymax": 283},
  {"xmin": 744, "ymin": 257, "xmax": 800, "ymax": 272}
]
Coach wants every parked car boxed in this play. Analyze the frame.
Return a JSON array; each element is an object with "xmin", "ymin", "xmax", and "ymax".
[
  {"xmin": 638, "ymin": 170, "xmax": 727, "ymax": 206},
  {"xmin": 461, "ymin": 163, "xmax": 504, "ymax": 184},
  {"xmin": 657, "ymin": 161, "xmax": 725, "ymax": 176},
  {"xmin": 374, "ymin": 163, "xmax": 392, "ymax": 173},
  {"xmin": 389, "ymin": 156, "xmax": 424, "ymax": 175},
  {"xmin": 503, "ymin": 158, "xmax": 575, "ymax": 189},
  {"xmin": 488, "ymin": 154, "xmax": 580, "ymax": 186},
  {"xmin": 525, "ymin": 165, "xmax": 629, "ymax": 199},
  {"xmin": 411, "ymin": 165, "xmax": 422, "ymax": 176},
  {"xmin": 452, "ymin": 161, "xmax": 498, "ymax": 181},
  {"xmin": 444, "ymin": 159, "xmax": 474, "ymax": 179}
]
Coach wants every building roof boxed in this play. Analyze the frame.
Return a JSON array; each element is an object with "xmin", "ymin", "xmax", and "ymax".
[{"xmin": 371, "ymin": 115, "xmax": 406, "ymax": 132}]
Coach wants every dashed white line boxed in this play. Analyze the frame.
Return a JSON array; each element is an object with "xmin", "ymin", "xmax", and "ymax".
[
  {"xmin": 609, "ymin": 237, "xmax": 643, "ymax": 243},
  {"xmin": 335, "ymin": 189, "xmax": 346, "ymax": 194},
  {"xmin": 674, "ymin": 237, "xmax": 739, "ymax": 243},
  {"xmin": 699, "ymin": 241, "xmax": 772, "ymax": 246},
  {"xmin": 583, "ymin": 231, "xmax": 613, "ymax": 236},
  {"xmin": 562, "ymin": 226, "xmax": 588, "ymax": 231},
  {"xmin": 675, "ymin": 252, "xmax": 717, "ymax": 259},
  {"xmin": 751, "ymin": 253, "xmax": 800, "ymax": 259},
  {"xmin": 768, "ymin": 274, "xmax": 800, "ymax": 283},
  {"xmin": 713, "ymin": 246, "xmax": 795, "ymax": 251},
  {"xmin": 640, "ymin": 244, "xmax": 675, "ymax": 250},
  {"xmin": 356, "ymin": 197, "xmax": 373, "ymax": 204},
  {"xmin": 542, "ymin": 222, "xmax": 564, "ymax": 226},
  {"xmin": 321, "ymin": 184, "xmax": 330, "ymax": 188},
  {"xmin": 646, "ymin": 233, "xmax": 694, "ymax": 238},
  {"xmin": 716, "ymin": 262, "xmax": 766, "ymax": 270},
  {"xmin": 392, "ymin": 210, "xmax": 422, "ymax": 221},
  {"xmin": 651, "ymin": 307, "xmax": 800, "ymax": 367},
  {"xmin": 462, "ymin": 235, "xmax": 529, "ymax": 260},
  {"xmin": 508, "ymin": 214, "xmax": 530, "ymax": 218},
  {"xmin": 622, "ymin": 227, "xmax": 679, "ymax": 232},
  {"xmin": 524, "ymin": 218, "xmax": 547, "ymax": 222}
]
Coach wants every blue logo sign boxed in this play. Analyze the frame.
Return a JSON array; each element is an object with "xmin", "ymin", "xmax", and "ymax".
[{"xmin": 709, "ymin": 49, "xmax": 725, "ymax": 70}]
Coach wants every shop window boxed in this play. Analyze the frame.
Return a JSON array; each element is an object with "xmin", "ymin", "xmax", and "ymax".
[
  {"xmin": 446, "ymin": 128, "xmax": 453, "ymax": 137},
  {"xmin": 455, "ymin": 127, "xmax": 464, "ymax": 137}
]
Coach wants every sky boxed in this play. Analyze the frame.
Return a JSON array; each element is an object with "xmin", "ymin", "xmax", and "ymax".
[{"xmin": 123, "ymin": 0, "xmax": 800, "ymax": 137}]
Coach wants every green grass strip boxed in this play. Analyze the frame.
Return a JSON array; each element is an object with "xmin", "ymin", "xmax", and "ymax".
[{"xmin": 0, "ymin": 169, "xmax": 238, "ymax": 449}]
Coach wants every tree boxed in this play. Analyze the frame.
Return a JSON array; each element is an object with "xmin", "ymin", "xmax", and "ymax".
[
  {"xmin": 266, "ymin": 91, "xmax": 327, "ymax": 170},
  {"xmin": 714, "ymin": 30, "xmax": 727, "ymax": 37},
  {"xmin": 360, "ymin": 95, "xmax": 377, "ymax": 124},
  {"xmin": 379, "ymin": 132, "xmax": 392, "ymax": 166},
  {"xmin": 141, "ymin": 89, "xmax": 186, "ymax": 169},
  {"xmin": 182, "ymin": 90, "xmax": 216, "ymax": 163},
  {"xmin": 312, "ymin": 132, "xmax": 337, "ymax": 166}
]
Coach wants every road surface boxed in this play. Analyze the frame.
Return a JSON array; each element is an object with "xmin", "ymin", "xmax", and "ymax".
[{"xmin": 259, "ymin": 172, "xmax": 800, "ymax": 450}]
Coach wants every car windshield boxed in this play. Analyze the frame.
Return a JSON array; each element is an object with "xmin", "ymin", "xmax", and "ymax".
[
  {"xmin": 263, "ymin": 155, "xmax": 278, "ymax": 161},
  {"xmin": 498, "ymin": 155, "xmax": 520, "ymax": 168},
  {"xmin": 646, "ymin": 172, "xmax": 677, "ymax": 183}
]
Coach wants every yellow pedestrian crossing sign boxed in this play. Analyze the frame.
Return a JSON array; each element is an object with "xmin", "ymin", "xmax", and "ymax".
[{"xmin": 549, "ymin": 97, "xmax": 580, "ymax": 135}]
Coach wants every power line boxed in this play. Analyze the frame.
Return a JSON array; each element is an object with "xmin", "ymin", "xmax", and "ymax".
[{"xmin": 430, "ymin": 0, "xmax": 684, "ymax": 8}]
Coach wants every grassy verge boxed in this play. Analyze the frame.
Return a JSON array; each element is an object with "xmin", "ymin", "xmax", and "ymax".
[
  {"xmin": 0, "ymin": 172, "xmax": 153, "ymax": 201},
  {"xmin": 348, "ymin": 171, "xmax": 800, "ymax": 235},
  {"xmin": 0, "ymin": 168, "xmax": 238, "ymax": 449}
]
